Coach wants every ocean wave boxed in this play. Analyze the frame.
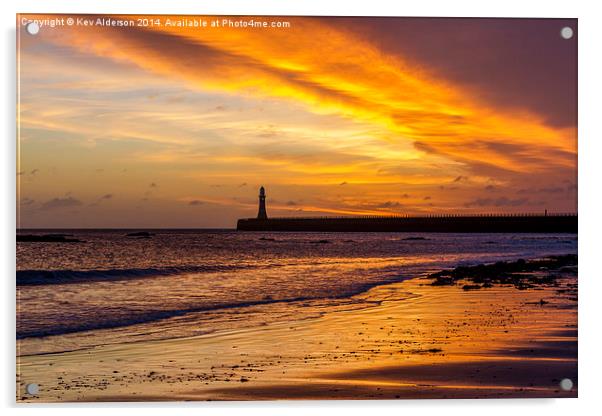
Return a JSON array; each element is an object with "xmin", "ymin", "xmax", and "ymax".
[
  {"xmin": 16, "ymin": 294, "xmax": 359, "ymax": 340},
  {"xmin": 18, "ymin": 298, "xmax": 307, "ymax": 339},
  {"xmin": 16, "ymin": 274, "xmax": 411, "ymax": 340},
  {"xmin": 17, "ymin": 251, "xmax": 577, "ymax": 341},
  {"xmin": 16, "ymin": 265, "xmax": 246, "ymax": 286}
]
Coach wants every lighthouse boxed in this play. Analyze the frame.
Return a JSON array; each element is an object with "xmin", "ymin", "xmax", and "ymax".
[{"xmin": 257, "ymin": 186, "xmax": 268, "ymax": 219}]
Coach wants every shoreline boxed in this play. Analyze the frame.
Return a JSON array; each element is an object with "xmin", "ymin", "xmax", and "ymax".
[
  {"xmin": 17, "ymin": 254, "xmax": 577, "ymax": 402},
  {"xmin": 16, "ymin": 253, "xmax": 575, "ymax": 352}
]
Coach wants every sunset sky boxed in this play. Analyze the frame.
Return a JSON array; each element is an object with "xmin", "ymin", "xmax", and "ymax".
[{"xmin": 17, "ymin": 15, "xmax": 577, "ymax": 228}]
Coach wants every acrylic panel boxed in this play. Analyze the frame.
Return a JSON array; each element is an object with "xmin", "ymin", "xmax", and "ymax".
[{"xmin": 16, "ymin": 14, "xmax": 577, "ymax": 402}]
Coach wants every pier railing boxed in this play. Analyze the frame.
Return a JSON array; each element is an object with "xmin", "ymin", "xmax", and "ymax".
[
  {"xmin": 239, "ymin": 212, "xmax": 577, "ymax": 221},
  {"xmin": 236, "ymin": 212, "xmax": 577, "ymax": 233}
]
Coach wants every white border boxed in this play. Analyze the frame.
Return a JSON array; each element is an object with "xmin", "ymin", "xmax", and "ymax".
[{"xmin": 3, "ymin": 1, "xmax": 601, "ymax": 415}]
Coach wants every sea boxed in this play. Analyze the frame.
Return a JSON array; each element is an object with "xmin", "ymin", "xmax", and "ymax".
[{"xmin": 16, "ymin": 230, "xmax": 577, "ymax": 356}]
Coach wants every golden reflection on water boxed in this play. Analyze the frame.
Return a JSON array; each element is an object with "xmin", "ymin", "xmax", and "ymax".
[{"xmin": 17, "ymin": 271, "xmax": 577, "ymax": 401}]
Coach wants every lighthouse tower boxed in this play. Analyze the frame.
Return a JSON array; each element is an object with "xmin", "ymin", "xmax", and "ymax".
[{"xmin": 257, "ymin": 186, "xmax": 268, "ymax": 219}]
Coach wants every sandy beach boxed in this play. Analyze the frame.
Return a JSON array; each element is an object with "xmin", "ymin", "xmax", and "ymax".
[{"xmin": 17, "ymin": 257, "xmax": 577, "ymax": 402}]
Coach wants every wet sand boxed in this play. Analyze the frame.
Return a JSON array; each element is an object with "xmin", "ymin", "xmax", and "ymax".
[{"xmin": 16, "ymin": 259, "xmax": 577, "ymax": 402}]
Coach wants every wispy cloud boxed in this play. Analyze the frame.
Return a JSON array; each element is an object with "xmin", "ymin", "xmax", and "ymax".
[
  {"xmin": 40, "ymin": 196, "xmax": 82, "ymax": 210},
  {"xmin": 26, "ymin": 16, "xmax": 575, "ymax": 175}
]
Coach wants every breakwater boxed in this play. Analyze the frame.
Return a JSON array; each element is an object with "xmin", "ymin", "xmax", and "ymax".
[{"xmin": 237, "ymin": 213, "xmax": 577, "ymax": 233}]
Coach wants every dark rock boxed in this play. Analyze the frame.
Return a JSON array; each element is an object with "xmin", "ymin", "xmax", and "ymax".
[
  {"xmin": 427, "ymin": 254, "xmax": 577, "ymax": 290},
  {"xmin": 125, "ymin": 231, "xmax": 154, "ymax": 238},
  {"xmin": 17, "ymin": 234, "xmax": 81, "ymax": 243}
]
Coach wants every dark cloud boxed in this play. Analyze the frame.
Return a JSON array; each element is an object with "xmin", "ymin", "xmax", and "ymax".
[
  {"xmin": 464, "ymin": 197, "xmax": 529, "ymax": 208},
  {"xmin": 89, "ymin": 193, "xmax": 114, "ymax": 207},
  {"xmin": 41, "ymin": 196, "xmax": 82, "ymax": 210},
  {"xmin": 375, "ymin": 201, "xmax": 404, "ymax": 209},
  {"xmin": 415, "ymin": 139, "xmax": 575, "ymax": 181},
  {"xmin": 337, "ymin": 17, "xmax": 577, "ymax": 128},
  {"xmin": 517, "ymin": 186, "xmax": 570, "ymax": 195},
  {"xmin": 20, "ymin": 197, "xmax": 35, "ymax": 206}
]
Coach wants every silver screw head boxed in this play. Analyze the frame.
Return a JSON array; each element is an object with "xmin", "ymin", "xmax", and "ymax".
[
  {"xmin": 25, "ymin": 383, "xmax": 39, "ymax": 395},
  {"xmin": 559, "ymin": 378, "xmax": 573, "ymax": 391},
  {"xmin": 560, "ymin": 26, "xmax": 574, "ymax": 40},
  {"xmin": 25, "ymin": 22, "xmax": 40, "ymax": 35}
]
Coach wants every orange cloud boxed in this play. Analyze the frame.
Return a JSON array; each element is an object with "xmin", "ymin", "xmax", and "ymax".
[{"xmin": 20, "ymin": 14, "xmax": 576, "ymax": 177}]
